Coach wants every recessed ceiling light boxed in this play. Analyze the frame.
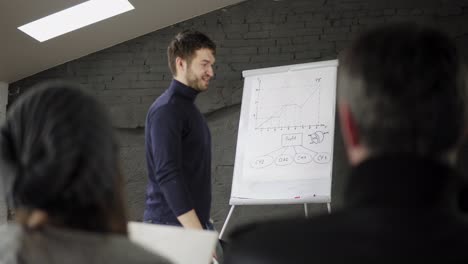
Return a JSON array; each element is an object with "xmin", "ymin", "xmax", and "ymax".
[{"xmin": 18, "ymin": 0, "xmax": 134, "ymax": 42}]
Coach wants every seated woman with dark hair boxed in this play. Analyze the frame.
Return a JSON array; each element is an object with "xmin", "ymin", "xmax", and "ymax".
[{"xmin": 0, "ymin": 81, "xmax": 170, "ymax": 264}]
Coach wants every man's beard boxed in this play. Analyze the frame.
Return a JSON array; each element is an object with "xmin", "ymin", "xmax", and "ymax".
[{"xmin": 186, "ymin": 69, "xmax": 208, "ymax": 92}]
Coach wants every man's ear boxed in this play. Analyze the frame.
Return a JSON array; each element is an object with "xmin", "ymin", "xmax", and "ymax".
[
  {"xmin": 175, "ymin": 57, "xmax": 186, "ymax": 74},
  {"xmin": 338, "ymin": 102, "xmax": 360, "ymax": 149},
  {"xmin": 339, "ymin": 102, "xmax": 370, "ymax": 165}
]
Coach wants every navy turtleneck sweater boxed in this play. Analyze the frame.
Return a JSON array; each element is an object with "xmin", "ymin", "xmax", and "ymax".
[{"xmin": 144, "ymin": 79, "xmax": 212, "ymax": 226}]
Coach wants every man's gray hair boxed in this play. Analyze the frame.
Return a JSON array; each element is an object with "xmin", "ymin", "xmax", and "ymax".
[{"xmin": 338, "ymin": 23, "xmax": 466, "ymax": 157}]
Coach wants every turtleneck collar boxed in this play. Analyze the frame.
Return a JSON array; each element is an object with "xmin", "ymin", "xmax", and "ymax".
[{"xmin": 169, "ymin": 79, "xmax": 199, "ymax": 102}]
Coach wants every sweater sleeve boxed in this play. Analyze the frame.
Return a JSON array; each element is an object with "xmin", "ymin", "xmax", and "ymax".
[{"xmin": 148, "ymin": 105, "xmax": 193, "ymax": 217}]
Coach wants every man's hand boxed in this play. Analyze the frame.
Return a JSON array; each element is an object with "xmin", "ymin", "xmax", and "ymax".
[
  {"xmin": 178, "ymin": 210, "xmax": 219, "ymax": 263},
  {"xmin": 177, "ymin": 209, "xmax": 204, "ymax": 230}
]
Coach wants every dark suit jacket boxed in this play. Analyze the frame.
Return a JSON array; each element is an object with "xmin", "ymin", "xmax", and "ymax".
[{"xmin": 225, "ymin": 156, "xmax": 468, "ymax": 264}]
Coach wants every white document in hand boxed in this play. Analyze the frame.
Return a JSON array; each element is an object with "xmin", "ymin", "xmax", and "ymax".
[{"xmin": 128, "ymin": 221, "xmax": 218, "ymax": 264}]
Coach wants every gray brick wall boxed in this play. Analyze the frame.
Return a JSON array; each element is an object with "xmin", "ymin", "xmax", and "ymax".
[
  {"xmin": 0, "ymin": 82, "xmax": 7, "ymax": 224},
  {"xmin": 8, "ymin": 0, "xmax": 468, "ymax": 235}
]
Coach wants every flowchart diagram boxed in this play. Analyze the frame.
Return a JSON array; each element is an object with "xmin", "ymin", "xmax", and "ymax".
[{"xmin": 250, "ymin": 132, "xmax": 331, "ymax": 169}]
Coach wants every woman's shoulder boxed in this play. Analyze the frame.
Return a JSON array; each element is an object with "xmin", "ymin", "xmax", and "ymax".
[
  {"xmin": 0, "ymin": 224, "xmax": 24, "ymax": 264},
  {"xmin": 44, "ymin": 226, "xmax": 173, "ymax": 264},
  {"xmin": 0, "ymin": 225, "xmax": 172, "ymax": 264}
]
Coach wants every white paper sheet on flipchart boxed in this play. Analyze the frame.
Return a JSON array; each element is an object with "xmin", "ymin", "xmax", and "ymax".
[
  {"xmin": 128, "ymin": 221, "xmax": 218, "ymax": 264},
  {"xmin": 230, "ymin": 60, "xmax": 338, "ymax": 202}
]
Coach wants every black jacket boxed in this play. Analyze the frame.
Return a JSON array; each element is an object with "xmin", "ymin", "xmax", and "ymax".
[{"xmin": 225, "ymin": 156, "xmax": 468, "ymax": 264}]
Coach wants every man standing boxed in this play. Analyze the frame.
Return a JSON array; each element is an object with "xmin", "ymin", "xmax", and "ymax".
[
  {"xmin": 225, "ymin": 23, "xmax": 468, "ymax": 263},
  {"xmin": 144, "ymin": 30, "xmax": 216, "ymax": 232}
]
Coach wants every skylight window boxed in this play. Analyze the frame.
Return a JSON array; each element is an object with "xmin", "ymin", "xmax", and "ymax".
[{"xmin": 18, "ymin": 0, "xmax": 134, "ymax": 42}]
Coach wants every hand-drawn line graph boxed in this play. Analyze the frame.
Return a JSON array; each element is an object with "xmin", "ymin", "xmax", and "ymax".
[
  {"xmin": 252, "ymin": 76, "xmax": 326, "ymax": 131},
  {"xmin": 250, "ymin": 133, "xmax": 331, "ymax": 169}
]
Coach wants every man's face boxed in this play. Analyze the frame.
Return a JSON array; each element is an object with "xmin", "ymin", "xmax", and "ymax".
[{"xmin": 184, "ymin": 48, "xmax": 215, "ymax": 92}]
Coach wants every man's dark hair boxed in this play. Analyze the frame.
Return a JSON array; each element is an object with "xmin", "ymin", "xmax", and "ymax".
[
  {"xmin": 167, "ymin": 29, "xmax": 216, "ymax": 76},
  {"xmin": 0, "ymin": 81, "xmax": 127, "ymax": 234},
  {"xmin": 338, "ymin": 23, "xmax": 466, "ymax": 157}
]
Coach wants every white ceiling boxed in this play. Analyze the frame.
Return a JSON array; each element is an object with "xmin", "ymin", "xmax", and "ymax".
[{"xmin": 0, "ymin": 0, "xmax": 245, "ymax": 83}]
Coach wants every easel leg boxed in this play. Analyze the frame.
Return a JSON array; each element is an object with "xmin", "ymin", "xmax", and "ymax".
[
  {"xmin": 304, "ymin": 203, "xmax": 308, "ymax": 218},
  {"xmin": 219, "ymin": 205, "xmax": 235, "ymax": 240},
  {"xmin": 327, "ymin": 202, "xmax": 331, "ymax": 214}
]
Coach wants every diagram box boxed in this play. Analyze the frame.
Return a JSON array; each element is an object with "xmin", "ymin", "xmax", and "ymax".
[{"xmin": 281, "ymin": 133, "xmax": 302, "ymax": 147}]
